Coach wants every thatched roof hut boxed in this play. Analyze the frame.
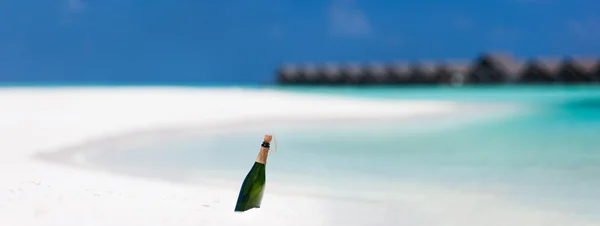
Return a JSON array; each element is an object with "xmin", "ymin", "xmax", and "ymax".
[
  {"xmin": 317, "ymin": 63, "xmax": 342, "ymax": 85},
  {"xmin": 435, "ymin": 61, "xmax": 471, "ymax": 85},
  {"xmin": 386, "ymin": 62, "xmax": 411, "ymax": 84},
  {"xmin": 275, "ymin": 53, "xmax": 600, "ymax": 86},
  {"xmin": 339, "ymin": 63, "xmax": 365, "ymax": 84},
  {"xmin": 277, "ymin": 64, "xmax": 300, "ymax": 84},
  {"xmin": 557, "ymin": 57, "xmax": 598, "ymax": 83},
  {"xmin": 408, "ymin": 62, "xmax": 438, "ymax": 85},
  {"xmin": 467, "ymin": 52, "xmax": 524, "ymax": 84},
  {"xmin": 297, "ymin": 64, "xmax": 319, "ymax": 85},
  {"xmin": 519, "ymin": 58, "xmax": 561, "ymax": 83},
  {"xmin": 594, "ymin": 59, "xmax": 600, "ymax": 82},
  {"xmin": 363, "ymin": 62, "xmax": 389, "ymax": 84}
]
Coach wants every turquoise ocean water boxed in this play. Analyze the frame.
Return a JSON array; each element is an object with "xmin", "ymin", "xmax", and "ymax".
[{"xmin": 75, "ymin": 86, "xmax": 600, "ymax": 220}]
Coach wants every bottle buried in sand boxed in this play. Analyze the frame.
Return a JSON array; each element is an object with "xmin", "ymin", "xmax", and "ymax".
[{"xmin": 234, "ymin": 134, "xmax": 276, "ymax": 212}]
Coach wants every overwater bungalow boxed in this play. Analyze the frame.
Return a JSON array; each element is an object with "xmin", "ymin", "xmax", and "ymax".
[
  {"xmin": 296, "ymin": 64, "xmax": 319, "ymax": 85},
  {"xmin": 556, "ymin": 57, "xmax": 598, "ymax": 83},
  {"xmin": 408, "ymin": 62, "xmax": 438, "ymax": 85},
  {"xmin": 339, "ymin": 63, "xmax": 365, "ymax": 84},
  {"xmin": 275, "ymin": 53, "xmax": 600, "ymax": 86},
  {"xmin": 434, "ymin": 61, "xmax": 471, "ymax": 85},
  {"xmin": 467, "ymin": 53, "xmax": 524, "ymax": 84},
  {"xmin": 519, "ymin": 58, "xmax": 561, "ymax": 84},
  {"xmin": 276, "ymin": 64, "xmax": 300, "ymax": 84},
  {"xmin": 386, "ymin": 62, "xmax": 411, "ymax": 85},
  {"xmin": 317, "ymin": 63, "xmax": 342, "ymax": 85},
  {"xmin": 594, "ymin": 59, "xmax": 600, "ymax": 82},
  {"xmin": 363, "ymin": 62, "xmax": 389, "ymax": 85}
]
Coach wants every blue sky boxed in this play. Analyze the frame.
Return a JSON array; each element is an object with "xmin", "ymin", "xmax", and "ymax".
[{"xmin": 0, "ymin": 0, "xmax": 598, "ymax": 84}]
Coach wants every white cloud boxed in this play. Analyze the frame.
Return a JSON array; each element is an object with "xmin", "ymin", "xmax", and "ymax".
[{"xmin": 327, "ymin": 0, "xmax": 371, "ymax": 37}]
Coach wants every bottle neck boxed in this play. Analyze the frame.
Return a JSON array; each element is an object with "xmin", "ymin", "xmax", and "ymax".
[{"xmin": 255, "ymin": 147, "xmax": 269, "ymax": 164}]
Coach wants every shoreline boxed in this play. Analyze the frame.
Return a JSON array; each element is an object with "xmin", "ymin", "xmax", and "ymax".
[
  {"xmin": 35, "ymin": 100, "xmax": 512, "ymax": 165},
  {"xmin": 0, "ymin": 87, "xmax": 596, "ymax": 226},
  {"xmin": 34, "ymin": 97, "xmax": 519, "ymax": 191}
]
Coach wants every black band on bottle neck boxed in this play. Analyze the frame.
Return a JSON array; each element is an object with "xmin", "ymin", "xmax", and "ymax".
[{"xmin": 261, "ymin": 141, "xmax": 270, "ymax": 148}]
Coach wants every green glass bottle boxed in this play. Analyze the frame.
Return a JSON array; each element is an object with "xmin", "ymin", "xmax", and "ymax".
[{"xmin": 234, "ymin": 134, "xmax": 272, "ymax": 212}]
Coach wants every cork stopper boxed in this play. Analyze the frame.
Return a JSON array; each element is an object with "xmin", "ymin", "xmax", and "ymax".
[
  {"xmin": 264, "ymin": 134, "xmax": 273, "ymax": 143},
  {"xmin": 255, "ymin": 134, "xmax": 272, "ymax": 164}
]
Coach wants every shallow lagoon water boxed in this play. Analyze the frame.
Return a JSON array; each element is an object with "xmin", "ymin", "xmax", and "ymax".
[{"xmin": 81, "ymin": 86, "xmax": 600, "ymax": 222}]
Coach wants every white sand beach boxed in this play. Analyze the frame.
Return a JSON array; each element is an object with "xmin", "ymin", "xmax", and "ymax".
[{"xmin": 0, "ymin": 87, "xmax": 597, "ymax": 226}]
